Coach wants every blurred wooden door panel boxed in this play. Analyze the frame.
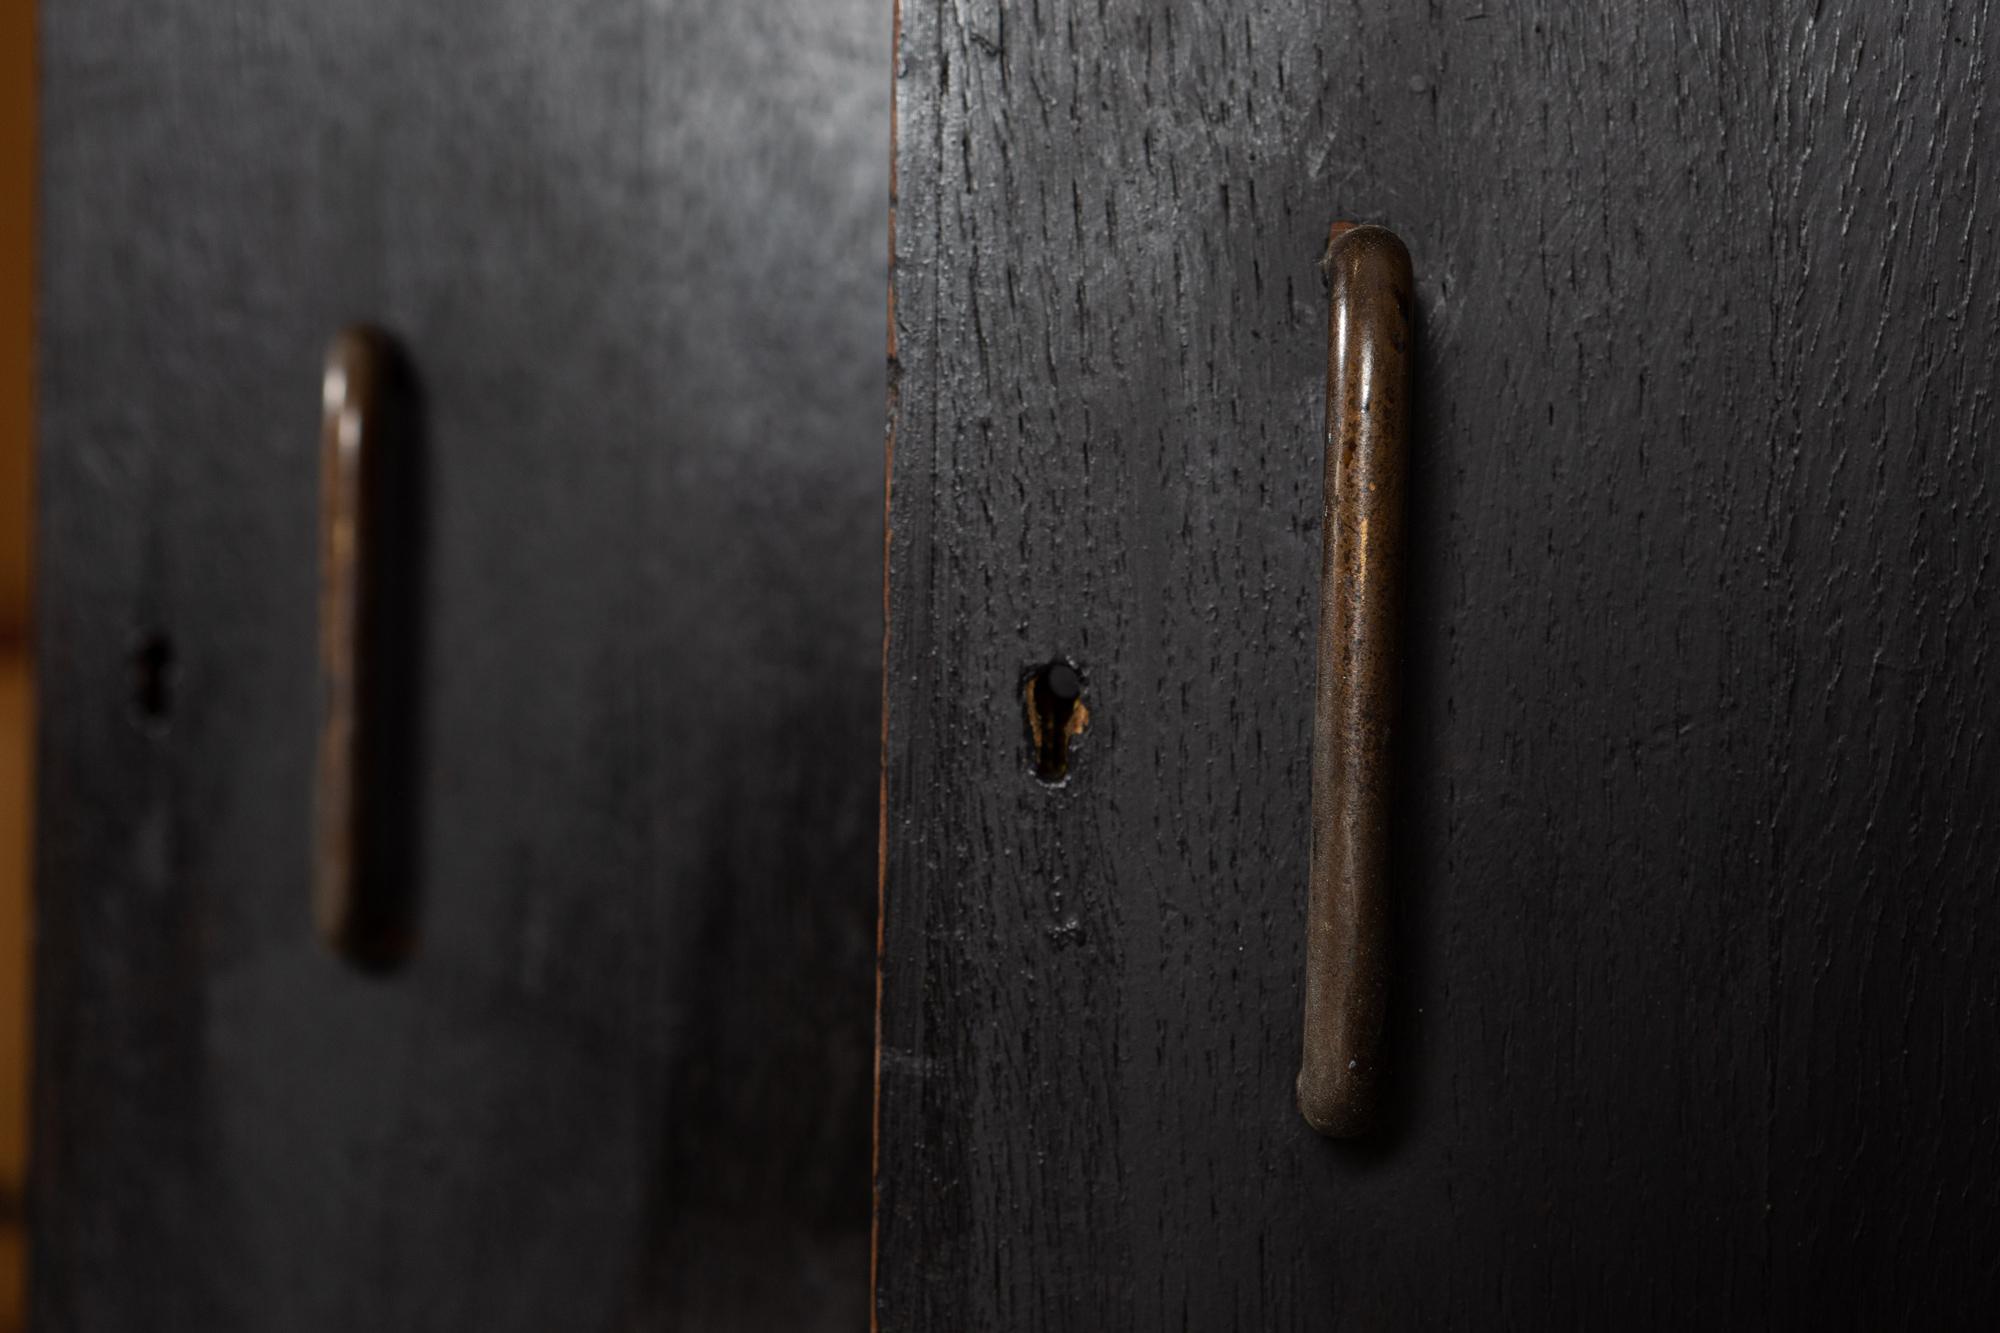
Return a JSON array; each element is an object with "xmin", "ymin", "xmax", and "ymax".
[{"xmin": 34, "ymin": 4, "xmax": 885, "ymax": 1329}]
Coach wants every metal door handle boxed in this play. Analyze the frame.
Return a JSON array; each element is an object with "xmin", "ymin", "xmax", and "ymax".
[
  {"xmin": 1298, "ymin": 223, "xmax": 1412, "ymax": 1137},
  {"xmin": 314, "ymin": 327, "xmax": 421, "ymax": 968}
]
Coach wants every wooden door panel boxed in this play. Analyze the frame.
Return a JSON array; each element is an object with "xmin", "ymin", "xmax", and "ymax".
[
  {"xmin": 35, "ymin": 4, "xmax": 886, "ymax": 1328},
  {"xmin": 878, "ymin": 1, "xmax": 1999, "ymax": 1326}
]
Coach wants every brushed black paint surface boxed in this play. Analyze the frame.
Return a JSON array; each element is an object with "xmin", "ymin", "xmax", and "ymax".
[
  {"xmin": 34, "ymin": 3, "xmax": 887, "ymax": 1329},
  {"xmin": 878, "ymin": 0, "xmax": 2000, "ymax": 1326}
]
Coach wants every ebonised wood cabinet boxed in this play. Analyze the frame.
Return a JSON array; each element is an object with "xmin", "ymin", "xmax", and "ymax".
[{"xmin": 34, "ymin": 1, "xmax": 2000, "ymax": 1329}]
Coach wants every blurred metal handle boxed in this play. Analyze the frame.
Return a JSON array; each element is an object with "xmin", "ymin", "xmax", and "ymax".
[
  {"xmin": 314, "ymin": 327, "xmax": 419, "ymax": 969},
  {"xmin": 1298, "ymin": 223, "xmax": 1413, "ymax": 1137}
]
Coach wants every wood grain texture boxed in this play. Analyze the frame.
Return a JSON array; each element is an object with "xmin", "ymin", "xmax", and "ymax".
[
  {"xmin": 877, "ymin": 0, "xmax": 1999, "ymax": 1326},
  {"xmin": 34, "ymin": 3, "xmax": 886, "ymax": 1329}
]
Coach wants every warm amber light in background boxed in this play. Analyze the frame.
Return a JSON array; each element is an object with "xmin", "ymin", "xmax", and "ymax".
[{"xmin": 1, "ymin": 0, "xmax": 34, "ymax": 1329}]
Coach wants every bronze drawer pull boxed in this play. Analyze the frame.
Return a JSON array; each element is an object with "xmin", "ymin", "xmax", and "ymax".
[
  {"xmin": 313, "ymin": 327, "xmax": 421, "ymax": 969},
  {"xmin": 1298, "ymin": 223, "xmax": 1413, "ymax": 1137}
]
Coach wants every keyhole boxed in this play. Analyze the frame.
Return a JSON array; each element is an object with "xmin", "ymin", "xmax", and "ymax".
[
  {"xmin": 130, "ymin": 632, "xmax": 175, "ymax": 726},
  {"xmin": 1025, "ymin": 660, "xmax": 1088, "ymax": 783}
]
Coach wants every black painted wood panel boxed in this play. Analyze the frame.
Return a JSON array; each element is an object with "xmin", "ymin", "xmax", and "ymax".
[
  {"xmin": 878, "ymin": 0, "xmax": 1999, "ymax": 1326},
  {"xmin": 34, "ymin": 4, "xmax": 886, "ymax": 1329}
]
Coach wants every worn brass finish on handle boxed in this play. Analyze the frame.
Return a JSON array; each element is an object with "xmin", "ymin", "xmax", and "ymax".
[
  {"xmin": 1299, "ymin": 223, "xmax": 1413, "ymax": 1137},
  {"xmin": 314, "ymin": 327, "xmax": 420, "ymax": 969}
]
